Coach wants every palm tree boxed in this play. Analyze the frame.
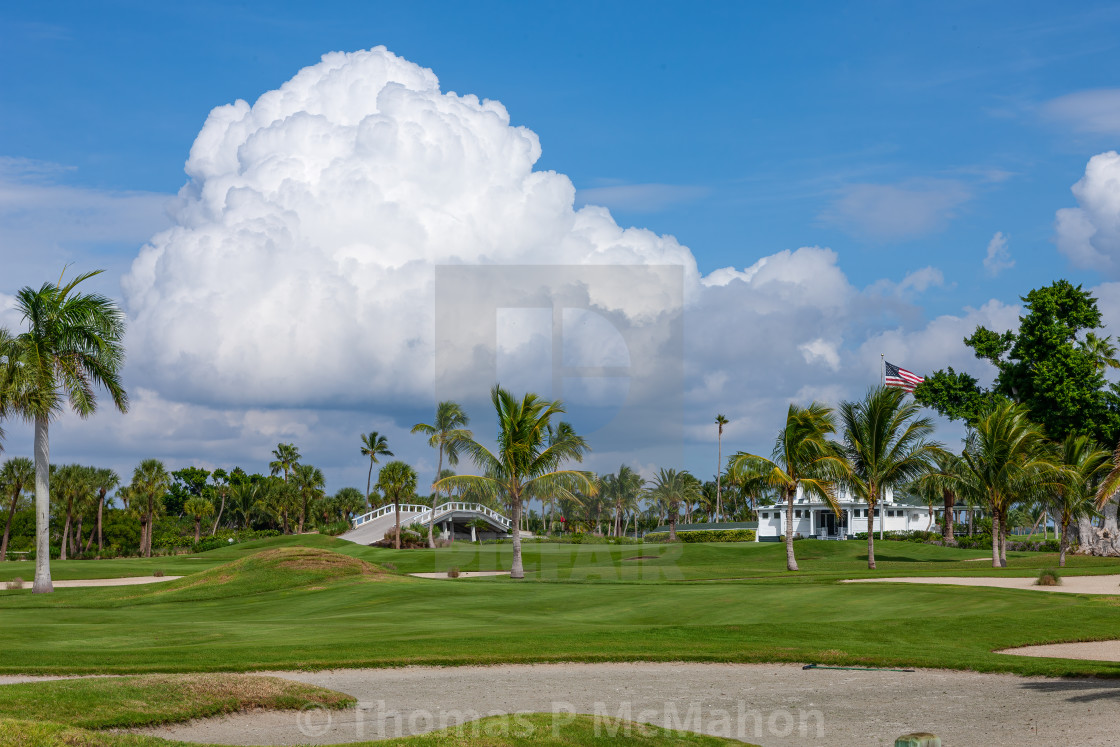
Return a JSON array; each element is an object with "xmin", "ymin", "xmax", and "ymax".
[
  {"xmin": 960, "ymin": 403, "xmax": 1061, "ymax": 568},
  {"xmin": 377, "ymin": 460, "xmax": 418, "ymax": 550},
  {"xmin": 602, "ymin": 465, "xmax": 642, "ymax": 537},
  {"xmin": 269, "ymin": 443, "xmax": 301, "ymax": 484},
  {"xmin": 0, "ymin": 270, "xmax": 128, "ymax": 592},
  {"xmin": 130, "ymin": 459, "xmax": 170, "ymax": 557},
  {"xmin": 839, "ymin": 386, "xmax": 942, "ymax": 570},
  {"xmin": 331, "ymin": 486, "xmax": 366, "ymax": 522},
  {"xmin": 0, "ymin": 457, "xmax": 33, "ymax": 561},
  {"xmin": 715, "ymin": 414, "xmax": 729, "ymax": 521},
  {"xmin": 88, "ymin": 468, "xmax": 119, "ymax": 556},
  {"xmin": 647, "ymin": 468, "xmax": 700, "ymax": 542},
  {"xmin": 1096, "ymin": 440, "xmax": 1120, "ymax": 510},
  {"xmin": 292, "ymin": 463, "xmax": 325, "ymax": 533},
  {"xmin": 184, "ymin": 497, "xmax": 215, "ymax": 543},
  {"xmin": 1052, "ymin": 435, "xmax": 1111, "ymax": 566},
  {"xmin": 1080, "ymin": 332, "xmax": 1120, "ymax": 373},
  {"xmin": 412, "ymin": 401, "xmax": 471, "ymax": 548},
  {"xmin": 435, "ymin": 386, "xmax": 593, "ymax": 579},
  {"xmin": 359, "ymin": 432, "xmax": 393, "ymax": 507},
  {"xmin": 731, "ymin": 402, "xmax": 846, "ymax": 571},
  {"xmin": 228, "ymin": 481, "xmax": 264, "ymax": 530},
  {"xmin": 52, "ymin": 464, "xmax": 85, "ymax": 561},
  {"xmin": 209, "ymin": 468, "xmax": 229, "ymax": 536}
]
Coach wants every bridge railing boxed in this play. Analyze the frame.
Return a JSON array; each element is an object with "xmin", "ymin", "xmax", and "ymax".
[
  {"xmin": 352, "ymin": 502, "xmax": 511, "ymax": 530},
  {"xmin": 352, "ymin": 503, "xmax": 431, "ymax": 527}
]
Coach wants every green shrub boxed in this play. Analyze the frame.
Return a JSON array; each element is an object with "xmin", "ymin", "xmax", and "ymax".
[
  {"xmin": 1037, "ymin": 568, "xmax": 1062, "ymax": 586},
  {"xmin": 644, "ymin": 529, "xmax": 756, "ymax": 543}
]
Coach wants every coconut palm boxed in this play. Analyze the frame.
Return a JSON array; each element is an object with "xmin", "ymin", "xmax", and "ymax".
[
  {"xmin": 1051, "ymin": 435, "xmax": 1111, "ymax": 566},
  {"xmin": 291, "ymin": 463, "xmax": 325, "ymax": 533},
  {"xmin": 1096, "ymin": 440, "xmax": 1120, "ymax": 510},
  {"xmin": 839, "ymin": 386, "xmax": 942, "ymax": 570},
  {"xmin": 269, "ymin": 443, "xmax": 301, "ymax": 484},
  {"xmin": 435, "ymin": 386, "xmax": 593, "ymax": 579},
  {"xmin": 377, "ymin": 460, "xmax": 418, "ymax": 550},
  {"xmin": 731, "ymin": 402, "xmax": 846, "ymax": 571},
  {"xmin": 130, "ymin": 459, "xmax": 170, "ymax": 557},
  {"xmin": 646, "ymin": 468, "xmax": 700, "ymax": 542},
  {"xmin": 411, "ymin": 401, "xmax": 471, "ymax": 548},
  {"xmin": 0, "ymin": 457, "xmax": 33, "ymax": 561},
  {"xmin": 960, "ymin": 402, "xmax": 1061, "ymax": 567},
  {"xmin": 359, "ymin": 432, "xmax": 393, "ymax": 507},
  {"xmin": 603, "ymin": 465, "xmax": 642, "ymax": 537},
  {"xmin": 184, "ymin": 496, "xmax": 214, "ymax": 543},
  {"xmin": 715, "ymin": 414, "xmax": 729, "ymax": 521},
  {"xmin": 87, "ymin": 467, "xmax": 119, "ymax": 555},
  {"xmin": 0, "ymin": 270, "xmax": 128, "ymax": 592},
  {"xmin": 209, "ymin": 468, "xmax": 229, "ymax": 536},
  {"xmin": 51, "ymin": 464, "xmax": 85, "ymax": 561}
]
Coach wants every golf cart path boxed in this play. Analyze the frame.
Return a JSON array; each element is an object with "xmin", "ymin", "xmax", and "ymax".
[
  {"xmin": 5, "ymin": 576, "xmax": 182, "ymax": 590},
  {"xmin": 845, "ymin": 573, "xmax": 1120, "ymax": 594},
  {"xmin": 129, "ymin": 662, "xmax": 1120, "ymax": 746}
]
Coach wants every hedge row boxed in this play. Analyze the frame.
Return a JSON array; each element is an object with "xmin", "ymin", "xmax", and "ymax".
[{"xmin": 644, "ymin": 529, "xmax": 756, "ymax": 543}]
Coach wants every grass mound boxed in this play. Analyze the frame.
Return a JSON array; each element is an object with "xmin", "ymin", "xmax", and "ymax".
[
  {"xmin": 118, "ymin": 546, "xmax": 389, "ymax": 603},
  {"xmin": 0, "ymin": 673, "xmax": 354, "ymax": 730}
]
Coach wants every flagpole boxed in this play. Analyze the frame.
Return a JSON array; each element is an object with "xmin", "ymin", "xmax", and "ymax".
[{"xmin": 879, "ymin": 352, "xmax": 885, "ymax": 542}]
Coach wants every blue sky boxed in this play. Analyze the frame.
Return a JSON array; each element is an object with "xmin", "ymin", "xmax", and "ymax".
[{"xmin": 2, "ymin": 1, "xmax": 1119, "ymax": 493}]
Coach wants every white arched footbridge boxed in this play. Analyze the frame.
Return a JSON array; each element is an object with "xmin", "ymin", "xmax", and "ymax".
[{"xmin": 339, "ymin": 502, "xmax": 512, "ymax": 545}]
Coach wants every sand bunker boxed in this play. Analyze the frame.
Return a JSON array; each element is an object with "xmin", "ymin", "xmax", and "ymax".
[
  {"xmin": 844, "ymin": 574, "xmax": 1120, "ymax": 595},
  {"xmin": 4, "ymin": 576, "xmax": 181, "ymax": 590},
  {"xmin": 1000, "ymin": 641, "xmax": 1120, "ymax": 662}
]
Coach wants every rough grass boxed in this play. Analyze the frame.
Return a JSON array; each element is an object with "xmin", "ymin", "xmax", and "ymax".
[
  {"xmin": 1037, "ymin": 569, "xmax": 1062, "ymax": 586},
  {"xmin": 0, "ymin": 674, "xmax": 354, "ymax": 729}
]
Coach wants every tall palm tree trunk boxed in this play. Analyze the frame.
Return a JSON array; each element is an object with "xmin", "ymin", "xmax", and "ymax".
[
  {"xmin": 60, "ymin": 507, "xmax": 70, "ymax": 561},
  {"xmin": 867, "ymin": 500, "xmax": 877, "ymax": 570},
  {"xmin": 784, "ymin": 489, "xmax": 798, "ymax": 571},
  {"xmin": 211, "ymin": 493, "xmax": 225, "ymax": 536},
  {"xmin": 999, "ymin": 508, "xmax": 1009, "ymax": 567},
  {"xmin": 1, "ymin": 493, "xmax": 19, "ymax": 561},
  {"xmin": 194, "ymin": 519, "xmax": 201, "ymax": 543},
  {"xmin": 510, "ymin": 489, "xmax": 525, "ymax": 579},
  {"xmin": 990, "ymin": 509, "xmax": 1001, "ymax": 568},
  {"xmin": 942, "ymin": 490, "xmax": 955, "ymax": 544},
  {"xmin": 428, "ymin": 448, "xmax": 442, "ymax": 549},
  {"xmin": 366, "ymin": 461, "xmax": 374, "ymax": 510},
  {"xmin": 73, "ymin": 515, "xmax": 84, "ymax": 557},
  {"xmin": 394, "ymin": 500, "xmax": 401, "ymax": 550},
  {"xmin": 1058, "ymin": 518, "xmax": 1069, "ymax": 567},
  {"xmin": 32, "ymin": 415, "xmax": 53, "ymax": 593},
  {"xmin": 97, "ymin": 489, "xmax": 106, "ymax": 553}
]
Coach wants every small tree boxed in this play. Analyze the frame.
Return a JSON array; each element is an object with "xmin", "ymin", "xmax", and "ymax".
[
  {"xmin": 377, "ymin": 461, "xmax": 418, "ymax": 550},
  {"xmin": 184, "ymin": 497, "xmax": 214, "ymax": 543},
  {"xmin": 731, "ymin": 402, "xmax": 846, "ymax": 571}
]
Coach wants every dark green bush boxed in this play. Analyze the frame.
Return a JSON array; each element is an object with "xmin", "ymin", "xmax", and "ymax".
[{"xmin": 644, "ymin": 529, "xmax": 756, "ymax": 543}]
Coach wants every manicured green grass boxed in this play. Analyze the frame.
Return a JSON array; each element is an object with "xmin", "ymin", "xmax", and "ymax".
[
  {"xmin": 0, "ymin": 674, "xmax": 354, "ymax": 729},
  {"xmin": 4, "ymin": 533, "xmax": 1115, "ymax": 584},
  {"xmin": 0, "ymin": 714, "xmax": 748, "ymax": 747},
  {"xmin": 1, "ymin": 544, "xmax": 1119, "ymax": 678}
]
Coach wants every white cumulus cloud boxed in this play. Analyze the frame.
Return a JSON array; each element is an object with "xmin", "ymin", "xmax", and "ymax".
[
  {"xmin": 1055, "ymin": 151, "xmax": 1120, "ymax": 276},
  {"xmin": 983, "ymin": 231, "xmax": 1013, "ymax": 276},
  {"xmin": 123, "ymin": 48, "xmax": 699, "ymax": 410}
]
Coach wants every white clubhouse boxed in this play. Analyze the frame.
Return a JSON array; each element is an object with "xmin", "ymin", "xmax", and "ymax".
[{"xmin": 755, "ymin": 486, "xmax": 932, "ymax": 540}]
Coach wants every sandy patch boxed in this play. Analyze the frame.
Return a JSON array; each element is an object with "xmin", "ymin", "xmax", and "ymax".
[
  {"xmin": 1000, "ymin": 641, "xmax": 1120, "ymax": 663},
  {"xmin": 130, "ymin": 662, "xmax": 1120, "ymax": 746},
  {"xmin": 4, "ymin": 576, "xmax": 182, "ymax": 590},
  {"xmin": 844, "ymin": 574, "xmax": 1120, "ymax": 595},
  {"xmin": 407, "ymin": 571, "xmax": 509, "ymax": 579}
]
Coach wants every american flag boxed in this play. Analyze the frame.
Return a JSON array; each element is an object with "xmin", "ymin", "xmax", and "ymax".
[{"xmin": 884, "ymin": 361, "xmax": 924, "ymax": 392}]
